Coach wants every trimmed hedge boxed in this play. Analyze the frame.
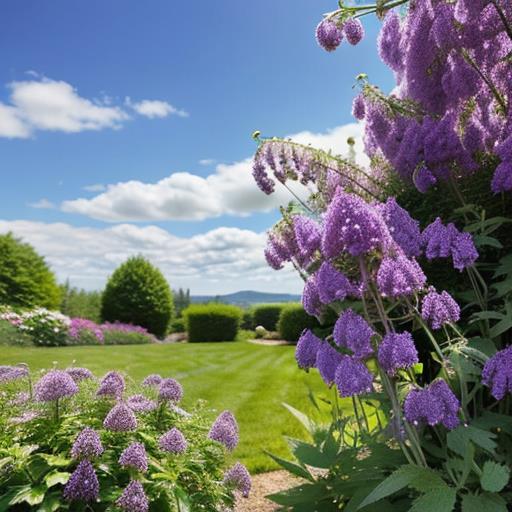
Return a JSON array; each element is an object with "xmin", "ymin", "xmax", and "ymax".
[
  {"xmin": 169, "ymin": 317, "xmax": 186, "ymax": 333},
  {"xmin": 184, "ymin": 304, "xmax": 242, "ymax": 342},
  {"xmin": 252, "ymin": 304, "xmax": 286, "ymax": 331},
  {"xmin": 277, "ymin": 303, "xmax": 320, "ymax": 342},
  {"xmin": 241, "ymin": 309, "xmax": 254, "ymax": 330}
]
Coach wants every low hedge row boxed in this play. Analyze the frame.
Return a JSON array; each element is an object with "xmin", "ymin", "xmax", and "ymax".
[
  {"xmin": 277, "ymin": 303, "xmax": 320, "ymax": 342},
  {"xmin": 252, "ymin": 304, "xmax": 286, "ymax": 331},
  {"xmin": 184, "ymin": 303, "xmax": 242, "ymax": 342}
]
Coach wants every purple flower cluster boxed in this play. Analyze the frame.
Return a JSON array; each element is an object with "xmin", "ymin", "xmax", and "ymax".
[
  {"xmin": 119, "ymin": 442, "xmax": 148, "ymax": 472},
  {"xmin": 378, "ymin": 332, "xmax": 419, "ymax": 375},
  {"xmin": 0, "ymin": 365, "xmax": 29, "ymax": 383},
  {"xmin": 35, "ymin": 370, "xmax": 78, "ymax": 402},
  {"xmin": 404, "ymin": 379, "xmax": 460, "ymax": 430},
  {"xmin": 159, "ymin": 427, "xmax": 187, "ymax": 454},
  {"xmin": 101, "ymin": 322, "xmax": 149, "ymax": 334},
  {"xmin": 142, "ymin": 373, "xmax": 162, "ymax": 387},
  {"xmin": 376, "ymin": 254, "xmax": 426, "ymax": 298},
  {"xmin": 158, "ymin": 378, "xmax": 183, "ymax": 403},
  {"xmin": 316, "ymin": 342, "xmax": 343, "ymax": 386},
  {"xmin": 302, "ymin": 274, "xmax": 322, "ymax": 317},
  {"xmin": 64, "ymin": 460, "xmax": 100, "ymax": 502},
  {"xmin": 224, "ymin": 462, "xmax": 252, "ymax": 498},
  {"xmin": 66, "ymin": 367, "xmax": 93, "ymax": 382},
  {"xmin": 116, "ymin": 480, "xmax": 149, "ymax": 512},
  {"xmin": 482, "ymin": 346, "xmax": 512, "ymax": 400},
  {"xmin": 343, "ymin": 18, "xmax": 364, "ymax": 46},
  {"xmin": 97, "ymin": 371, "xmax": 125, "ymax": 399},
  {"xmin": 103, "ymin": 403, "xmax": 137, "ymax": 432},
  {"xmin": 421, "ymin": 288, "xmax": 460, "ymax": 330},
  {"xmin": 69, "ymin": 318, "xmax": 104, "ymax": 343},
  {"xmin": 295, "ymin": 330, "xmax": 322, "ymax": 370},
  {"xmin": 127, "ymin": 394, "xmax": 157, "ymax": 412},
  {"xmin": 208, "ymin": 411, "xmax": 239, "ymax": 451},
  {"xmin": 333, "ymin": 309, "xmax": 374, "ymax": 359},
  {"xmin": 316, "ymin": 262, "xmax": 361, "ymax": 305},
  {"xmin": 334, "ymin": 356, "xmax": 373, "ymax": 397},
  {"xmin": 315, "ymin": 18, "xmax": 343, "ymax": 52},
  {"xmin": 71, "ymin": 428, "xmax": 103, "ymax": 460}
]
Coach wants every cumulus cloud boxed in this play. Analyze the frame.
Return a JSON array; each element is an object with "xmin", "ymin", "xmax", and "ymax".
[
  {"xmin": 0, "ymin": 220, "xmax": 300, "ymax": 294},
  {"xmin": 0, "ymin": 77, "xmax": 187, "ymax": 138},
  {"xmin": 126, "ymin": 98, "xmax": 188, "ymax": 118},
  {"xmin": 62, "ymin": 123, "xmax": 365, "ymax": 222},
  {"xmin": 28, "ymin": 198, "xmax": 56, "ymax": 209}
]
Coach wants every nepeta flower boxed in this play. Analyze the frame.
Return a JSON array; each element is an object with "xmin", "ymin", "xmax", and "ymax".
[
  {"xmin": 293, "ymin": 215, "xmax": 321, "ymax": 264},
  {"xmin": 482, "ymin": 346, "xmax": 512, "ymax": 400},
  {"xmin": 252, "ymin": 158, "xmax": 275, "ymax": 195},
  {"xmin": 119, "ymin": 442, "xmax": 148, "ymax": 473},
  {"xmin": 316, "ymin": 342, "xmax": 343, "ymax": 386},
  {"xmin": 295, "ymin": 330, "xmax": 322, "ymax": 370},
  {"xmin": 451, "ymin": 231, "xmax": 478, "ymax": 271},
  {"xmin": 158, "ymin": 378, "xmax": 183, "ymax": 403},
  {"xmin": 352, "ymin": 94, "xmax": 366, "ymax": 120},
  {"xmin": 316, "ymin": 18, "xmax": 343, "ymax": 52},
  {"xmin": 378, "ymin": 332, "xmax": 418, "ymax": 375},
  {"xmin": 492, "ymin": 161, "xmax": 512, "ymax": 193},
  {"xmin": 404, "ymin": 379, "xmax": 460, "ymax": 430},
  {"xmin": 224, "ymin": 462, "xmax": 251, "ymax": 498},
  {"xmin": 71, "ymin": 428, "xmax": 103, "ymax": 460},
  {"xmin": 103, "ymin": 403, "xmax": 137, "ymax": 432},
  {"xmin": 376, "ymin": 255, "xmax": 426, "ymax": 298},
  {"xmin": 208, "ymin": 411, "xmax": 239, "ymax": 451},
  {"xmin": 333, "ymin": 309, "xmax": 374, "ymax": 359},
  {"xmin": 127, "ymin": 394, "xmax": 157, "ymax": 412},
  {"xmin": 116, "ymin": 480, "xmax": 149, "ymax": 512},
  {"xmin": 334, "ymin": 356, "xmax": 373, "ymax": 397},
  {"xmin": 344, "ymin": 18, "xmax": 364, "ymax": 45},
  {"xmin": 97, "ymin": 371, "xmax": 125, "ymax": 399},
  {"xmin": 316, "ymin": 262, "xmax": 360, "ymax": 305},
  {"xmin": 63, "ymin": 460, "xmax": 99, "ymax": 502},
  {"xmin": 421, "ymin": 288, "xmax": 460, "ymax": 329},
  {"xmin": 35, "ymin": 370, "xmax": 78, "ymax": 402},
  {"xmin": 302, "ymin": 274, "xmax": 322, "ymax": 317},
  {"xmin": 378, "ymin": 10, "xmax": 404, "ymax": 72},
  {"xmin": 66, "ymin": 367, "xmax": 93, "ymax": 382},
  {"xmin": 142, "ymin": 374, "xmax": 162, "ymax": 387},
  {"xmin": 159, "ymin": 427, "xmax": 187, "ymax": 454}
]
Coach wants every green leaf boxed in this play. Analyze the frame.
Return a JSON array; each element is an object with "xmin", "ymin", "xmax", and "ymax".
[
  {"xmin": 45, "ymin": 470, "xmax": 70, "ymax": 488},
  {"xmin": 265, "ymin": 451, "xmax": 314, "ymax": 482},
  {"xmin": 174, "ymin": 486, "xmax": 191, "ymax": 512},
  {"xmin": 489, "ymin": 317, "xmax": 512, "ymax": 337},
  {"xmin": 9, "ymin": 484, "xmax": 46, "ymax": 506},
  {"xmin": 38, "ymin": 454, "xmax": 71, "ymax": 467},
  {"xmin": 282, "ymin": 403, "xmax": 316, "ymax": 435},
  {"xmin": 37, "ymin": 493, "xmax": 61, "ymax": 512},
  {"xmin": 480, "ymin": 461, "xmax": 510, "ymax": 492},
  {"xmin": 461, "ymin": 492, "xmax": 508, "ymax": 512},
  {"xmin": 287, "ymin": 437, "xmax": 336, "ymax": 469},
  {"xmin": 409, "ymin": 488, "xmax": 457, "ymax": 512},
  {"xmin": 473, "ymin": 235, "xmax": 503, "ymax": 249},
  {"xmin": 447, "ymin": 426, "xmax": 497, "ymax": 457}
]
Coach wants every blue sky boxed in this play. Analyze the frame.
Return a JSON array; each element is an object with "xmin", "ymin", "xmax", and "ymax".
[{"xmin": 0, "ymin": 0, "xmax": 393, "ymax": 294}]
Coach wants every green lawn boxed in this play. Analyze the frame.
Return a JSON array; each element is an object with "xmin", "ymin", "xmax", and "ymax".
[{"xmin": 0, "ymin": 340, "xmax": 335, "ymax": 473}]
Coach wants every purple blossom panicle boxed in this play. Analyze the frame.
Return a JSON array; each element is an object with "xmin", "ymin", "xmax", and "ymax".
[
  {"xmin": 316, "ymin": 342, "xmax": 343, "ymax": 386},
  {"xmin": 97, "ymin": 371, "xmax": 125, "ymax": 399},
  {"xmin": 378, "ymin": 332, "xmax": 419, "ymax": 375},
  {"xmin": 421, "ymin": 288, "xmax": 460, "ymax": 330},
  {"xmin": 208, "ymin": 411, "xmax": 239, "ymax": 451},
  {"xmin": 293, "ymin": 215, "xmax": 321, "ymax": 264},
  {"xmin": 302, "ymin": 274, "xmax": 322, "ymax": 317},
  {"xmin": 66, "ymin": 367, "xmax": 94, "ymax": 382},
  {"xmin": 451, "ymin": 231, "xmax": 478, "ymax": 271},
  {"xmin": 71, "ymin": 428, "xmax": 104, "ymax": 460},
  {"xmin": 69, "ymin": 318, "xmax": 104, "ymax": 343},
  {"xmin": 492, "ymin": 161, "xmax": 512, "ymax": 193},
  {"xmin": 376, "ymin": 254, "xmax": 426, "ymax": 298},
  {"xmin": 295, "ymin": 330, "xmax": 322, "ymax": 370},
  {"xmin": 103, "ymin": 403, "xmax": 137, "ymax": 432},
  {"xmin": 116, "ymin": 480, "xmax": 149, "ymax": 512},
  {"xmin": 142, "ymin": 374, "xmax": 162, "ymax": 387},
  {"xmin": 159, "ymin": 427, "xmax": 187, "ymax": 454},
  {"xmin": 352, "ymin": 94, "xmax": 366, "ymax": 120},
  {"xmin": 378, "ymin": 10, "xmax": 403, "ymax": 72},
  {"xmin": 413, "ymin": 166, "xmax": 437, "ymax": 193},
  {"xmin": 322, "ymin": 191, "xmax": 390, "ymax": 259},
  {"xmin": 316, "ymin": 262, "xmax": 360, "ymax": 305},
  {"xmin": 158, "ymin": 378, "xmax": 183, "ymax": 403},
  {"xmin": 252, "ymin": 158, "xmax": 275, "ymax": 195},
  {"xmin": 316, "ymin": 18, "xmax": 343, "ymax": 52},
  {"xmin": 63, "ymin": 460, "xmax": 100, "ymax": 502},
  {"xmin": 35, "ymin": 370, "xmax": 78, "ymax": 402},
  {"xmin": 404, "ymin": 379, "xmax": 460, "ymax": 430},
  {"xmin": 343, "ymin": 18, "xmax": 364, "ymax": 45},
  {"xmin": 333, "ymin": 309, "xmax": 374, "ymax": 359},
  {"xmin": 119, "ymin": 442, "xmax": 148, "ymax": 473},
  {"xmin": 334, "ymin": 356, "xmax": 373, "ymax": 397},
  {"xmin": 482, "ymin": 346, "xmax": 512, "ymax": 400},
  {"xmin": 224, "ymin": 462, "xmax": 252, "ymax": 498},
  {"xmin": 127, "ymin": 394, "xmax": 157, "ymax": 412},
  {"xmin": 0, "ymin": 365, "xmax": 29, "ymax": 384}
]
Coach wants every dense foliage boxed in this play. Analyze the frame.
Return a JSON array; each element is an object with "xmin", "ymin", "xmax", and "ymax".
[
  {"xmin": 252, "ymin": 0, "xmax": 512, "ymax": 509},
  {"xmin": 0, "ymin": 233, "xmax": 61, "ymax": 310},
  {"xmin": 184, "ymin": 304, "xmax": 242, "ymax": 342},
  {"xmin": 101, "ymin": 257, "xmax": 174, "ymax": 338},
  {"xmin": 60, "ymin": 282, "xmax": 102, "ymax": 323},
  {"xmin": 252, "ymin": 304, "xmax": 285, "ymax": 331},
  {"xmin": 173, "ymin": 288, "xmax": 191, "ymax": 318},
  {"xmin": 0, "ymin": 366, "xmax": 250, "ymax": 510},
  {"xmin": 277, "ymin": 303, "xmax": 320, "ymax": 342}
]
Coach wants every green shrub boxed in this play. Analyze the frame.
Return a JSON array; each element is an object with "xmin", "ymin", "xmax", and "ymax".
[
  {"xmin": 277, "ymin": 303, "xmax": 320, "ymax": 342},
  {"xmin": 184, "ymin": 304, "xmax": 242, "ymax": 342},
  {"xmin": 60, "ymin": 282, "xmax": 102, "ymax": 322},
  {"xmin": 241, "ymin": 309, "xmax": 254, "ymax": 330},
  {"xmin": 101, "ymin": 256, "xmax": 174, "ymax": 338},
  {"xmin": 0, "ymin": 233, "xmax": 61, "ymax": 309},
  {"xmin": 0, "ymin": 319, "xmax": 33, "ymax": 346},
  {"xmin": 252, "ymin": 304, "xmax": 286, "ymax": 331},
  {"xmin": 102, "ymin": 329, "xmax": 154, "ymax": 345},
  {"xmin": 169, "ymin": 317, "xmax": 186, "ymax": 333}
]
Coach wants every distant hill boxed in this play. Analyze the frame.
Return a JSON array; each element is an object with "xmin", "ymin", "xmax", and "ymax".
[{"xmin": 190, "ymin": 290, "xmax": 301, "ymax": 307}]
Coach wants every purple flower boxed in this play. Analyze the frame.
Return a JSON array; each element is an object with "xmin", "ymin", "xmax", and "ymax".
[
  {"xmin": 66, "ymin": 367, "xmax": 93, "ymax": 382},
  {"xmin": 101, "ymin": 322, "xmax": 148, "ymax": 335},
  {"xmin": 97, "ymin": 371, "xmax": 125, "ymax": 399},
  {"xmin": 316, "ymin": 342, "xmax": 343, "ymax": 386},
  {"xmin": 0, "ymin": 365, "xmax": 29, "ymax": 384},
  {"xmin": 343, "ymin": 18, "xmax": 364, "ymax": 45},
  {"xmin": 295, "ymin": 330, "xmax": 322, "ymax": 370},
  {"xmin": 316, "ymin": 262, "xmax": 360, "ymax": 305},
  {"xmin": 103, "ymin": 403, "xmax": 137, "ymax": 432},
  {"xmin": 142, "ymin": 374, "xmax": 162, "ymax": 387},
  {"xmin": 491, "ymin": 161, "xmax": 512, "ymax": 193},
  {"xmin": 421, "ymin": 288, "xmax": 460, "ymax": 329},
  {"xmin": 159, "ymin": 427, "xmax": 187, "ymax": 454},
  {"xmin": 333, "ymin": 309, "xmax": 374, "ymax": 359},
  {"xmin": 404, "ymin": 379, "xmax": 460, "ymax": 430},
  {"xmin": 293, "ymin": 215, "xmax": 321, "ymax": 264},
  {"xmin": 378, "ymin": 332, "xmax": 419, "ymax": 375},
  {"xmin": 9, "ymin": 411, "xmax": 40, "ymax": 425},
  {"xmin": 71, "ymin": 428, "xmax": 103, "ymax": 460},
  {"xmin": 302, "ymin": 274, "xmax": 322, "ymax": 317},
  {"xmin": 316, "ymin": 18, "xmax": 343, "ymax": 52},
  {"xmin": 158, "ymin": 378, "xmax": 183, "ymax": 403},
  {"xmin": 413, "ymin": 166, "xmax": 437, "ymax": 193},
  {"xmin": 69, "ymin": 318, "xmax": 104, "ymax": 343},
  {"xmin": 63, "ymin": 460, "xmax": 99, "ymax": 502},
  {"xmin": 224, "ymin": 462, "xmax": 251, "ymax": 498},
  {"xmin": 334, "ymin": 356, "xmax": 373, "ymax": 397},
  {"xmin": 119, "ymin": 442, "xmax": 148, "ymax": 473},
  {"xmin": 352, "ymin": 94, "xmax": 366, "ymax": 120},
  {"xmin": 451, "ymin": 231, "xmax": 478, "ymax": 271},
  {"xmin": 378, "ymin": 10, "xmax": 404, "ymax": 72},
  {"xmin": 208, "ymin": 411, "xmax": 239, "ymax": 451},
  {"xmin": 376, "ymin": 254, "xmax": 426, "ymax": 298},
  {"xmin": 116, "ymin": 480, "xmax": 149, "ymax": 512},
  {"xmin": 482, "ymin": 346, "xmax": 512, "ymax": 400},
  {"xmin": 127, "ymin": 394, "xmax": 157, "ymax": 412},
  {"xmin": 35, "ymin": 370, "xmax": 78, "ymax": 402},
  {"xmin": 252, "ymin": 158, "xmax": 275, "ymax": 195}
]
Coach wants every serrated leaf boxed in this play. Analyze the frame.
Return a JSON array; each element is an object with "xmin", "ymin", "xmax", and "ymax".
[
  {"xmin": 461, "ymin": 492, "xmax": 508, "ymax": 512},
  {"xmin": 287, "ymin": 437, "xmax": 335, "ymax": 469},
  {"xmin": 409, "ymin": 488, "xmax": 456, "ymax": 512},
  {"xmin": 480, "ymin": 461, "xmax": 510, "ymax": 492},
  {"xmin": 265, "ymin": 451, "xmax": 314, "ymax": 481},
  {"xmin": 447, "ymin": 426, "xmax": 497, "ymax": 456}
]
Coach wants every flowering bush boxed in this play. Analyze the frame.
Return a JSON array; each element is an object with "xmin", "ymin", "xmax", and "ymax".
[
  {"xmin": 0, "ymin": 365, "xmax": 250, "ymax": 510},
  {"xmin": 252, "ymin": 1, "xmax": 512, "ymax": 509}
]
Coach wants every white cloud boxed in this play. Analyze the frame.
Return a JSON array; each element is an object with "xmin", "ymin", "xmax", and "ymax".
[
  {"xmin": 0, "ymin": 220, "xmax": 301, "ymax": 294},
  {"xmin": 62, "ymin": 123, "xmax": 365, "ymax": 222},
  {"xmin": 199, "ymin": 158, "xmax": 215, "ymax": 166},
  {"xmin": 0, "ymin": 103, "xmax": 31, "ymax": 138},
  {"xmin": 28, "ymin": 198, "xmax": 56, "ymax": 209},
  {"xmin": 126, "ymin": 98, "xmax": 188, "ymax": 118},
  {"xmin": 83, "ymin": 184, "xmax": 106, "ymax": 192}
]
